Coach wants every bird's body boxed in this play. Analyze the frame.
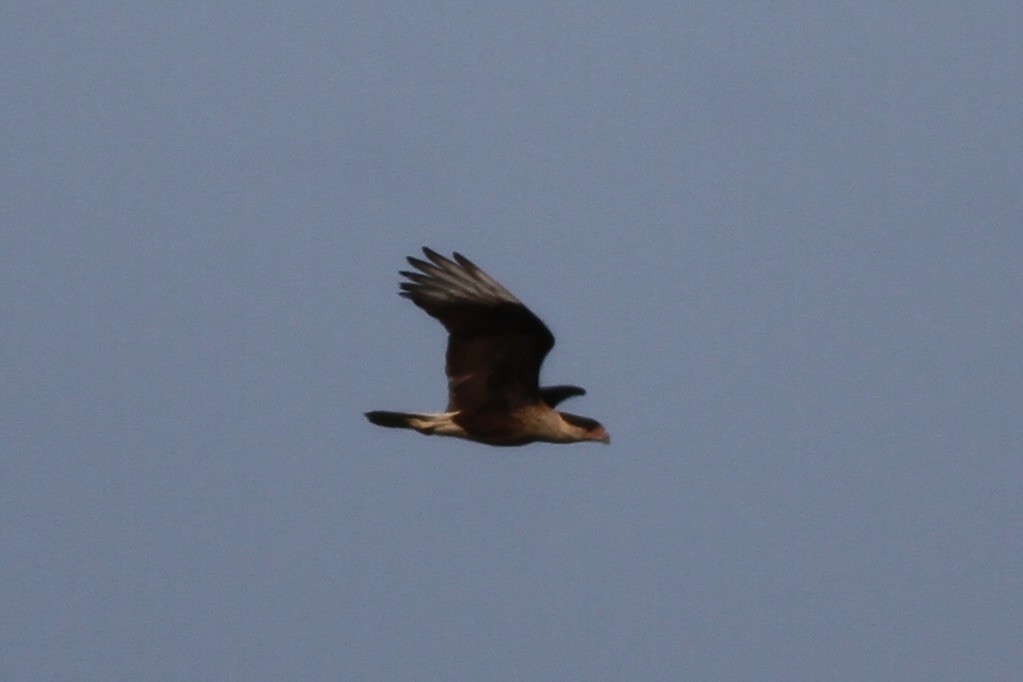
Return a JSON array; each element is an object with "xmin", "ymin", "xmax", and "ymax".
[{"xmin": 365, "ymin": 248, "xmax": 609, "ymax": 447}]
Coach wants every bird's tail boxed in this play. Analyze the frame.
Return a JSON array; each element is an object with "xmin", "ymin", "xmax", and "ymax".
[
  {"xmin": 365, "ymin": 410, "xmax": 464, "ymax": 439},
  {"xmin": 365, "ymin": 410, "xmax": 421, "ymax": 430}
]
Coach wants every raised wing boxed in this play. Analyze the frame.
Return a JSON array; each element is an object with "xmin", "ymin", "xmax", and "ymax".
[
  {"xmin": 539, "ymin": 384, "xmax": 586, "ymax": 408},
  {"xmin": 399, "ymin": 248, "xmax": 555, "ymax": 412}
]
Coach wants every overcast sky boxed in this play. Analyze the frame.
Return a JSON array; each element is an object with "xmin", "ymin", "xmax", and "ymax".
[{"xmin": 3, "ymin": 4, "xmax": 1021, "ymax": 680}]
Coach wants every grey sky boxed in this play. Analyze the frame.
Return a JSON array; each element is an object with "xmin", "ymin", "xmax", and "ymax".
[{"xmin": 3, "ymin": 4, "xmax": 1021, "ymax": 680}]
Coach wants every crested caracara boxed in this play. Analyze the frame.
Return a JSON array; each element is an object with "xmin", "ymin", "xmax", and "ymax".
[{"xmin": 365, "ymin": 248, "xmax": 610, "ymax": 446}]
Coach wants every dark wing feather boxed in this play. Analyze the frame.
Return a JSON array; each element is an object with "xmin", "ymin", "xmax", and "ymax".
[
  {"xmin": 399, "ymin": 248, "xmax": 554, "ymax": 412},
  {"xmin": 539, "ymin": 385, "xmax": 586, "ymax": 408}
]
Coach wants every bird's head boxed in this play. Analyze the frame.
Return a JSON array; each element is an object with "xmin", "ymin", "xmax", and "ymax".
[
  {"xmin": 560, "ymin": 412, "xmax": 611, "ymax": 445},
  {"xmin": 589, "ymin": 424, "xmax": 611, "ymax": 445}
]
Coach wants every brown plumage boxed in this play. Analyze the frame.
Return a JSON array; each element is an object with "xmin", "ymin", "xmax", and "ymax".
[{"xmin": 365, "ymin": 248, "xmax": 610, "ymax": 446}]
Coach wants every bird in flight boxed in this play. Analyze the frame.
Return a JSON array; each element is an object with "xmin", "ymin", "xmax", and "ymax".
[{"xmin": 365, "ymin": 248, "xmax": 610, "ymax": 446}]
